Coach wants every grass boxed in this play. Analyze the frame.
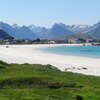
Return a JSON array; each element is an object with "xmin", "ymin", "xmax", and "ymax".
[{"xmin": 0, "ymin": 60, "xmax": 100, "ymax": 100}]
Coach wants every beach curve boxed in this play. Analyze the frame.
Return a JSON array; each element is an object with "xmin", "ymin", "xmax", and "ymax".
[{"xmin": 0, "ymin": 44, "xmax": 100, "ymax": 76}]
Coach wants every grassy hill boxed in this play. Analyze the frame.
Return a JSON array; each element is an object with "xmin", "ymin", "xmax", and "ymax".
[
  {"xmin": 52, "ymin": 33, "xmax": 92, "ymax": 40},
  {"xmin": 87, "ymin": 26, "xmax": 100, "ymax": 39},
  {"xmin": 0, "ymin": 60, "xmax": 100, "ymax": 100}
]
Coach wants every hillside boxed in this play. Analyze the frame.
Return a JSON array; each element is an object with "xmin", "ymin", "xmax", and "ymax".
[
  {"xmin": 29, "ymin": 23, "xmax": 73, "ymax": 39},
  {"xmin": 0, "ymin": 22, "xmax": 37, "ymax": 40},
  {"xmin": 66, "ymin": 33, "xmax": 92, "ymax": 40},
  {"xmin": 87, "ymin": 27, "xmax": 100, "ymax": 39},
  {"xmin": 47, "ymin": 23, "xmax": 73, "ymax": 39},
  {"xmin": 67, "ymin": 25, "xmax": 91, "ymax": 33},
  {"xmin": 54, "ymin": 33, "xmax": 92, "ymax": 40},
  {"xmin": 0, "ymin": 60, "xmax": 100, "ymax": 100},
  {"xmin": 29, "ymin": 25, "xmax": 49, "ymax": 39},
  {"xmin": 0, "ymin": 29, "xmax": 11, "ymax": 38}
]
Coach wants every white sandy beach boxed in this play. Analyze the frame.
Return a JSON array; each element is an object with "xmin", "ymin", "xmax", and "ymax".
[{"xmin": 0, "ymin": 44, "xmax": 100, "ymax": 76}]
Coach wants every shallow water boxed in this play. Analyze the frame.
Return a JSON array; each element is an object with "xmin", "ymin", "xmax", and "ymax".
[{"xmin": 39, "ymin": 45, "xmax": 100, "ymax": 59}]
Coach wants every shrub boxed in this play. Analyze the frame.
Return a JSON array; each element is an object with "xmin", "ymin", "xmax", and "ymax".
[
  {"xmin": 76, "ymin": 95, "xmax": 83, "ymax": 100},
  {"xmin": 48, "ymin": 82, "xmax": 62, "ymax": 89}
]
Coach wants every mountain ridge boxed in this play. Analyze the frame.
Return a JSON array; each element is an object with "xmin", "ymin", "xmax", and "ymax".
[
  {"xmin": 0, "ymin": 21, "xmax": 100, "ymax": 40},
  {"xmin": 0, "ymin": 29, "xmax": 12, "ymax": 39}
]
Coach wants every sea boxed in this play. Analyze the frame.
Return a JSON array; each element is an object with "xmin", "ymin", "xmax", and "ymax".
[{"xmin": 39, "ymin": 45, "xmax": 100, "ymax": 59}]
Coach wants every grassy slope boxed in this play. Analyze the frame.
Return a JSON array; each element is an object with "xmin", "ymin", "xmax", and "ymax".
[
  {"xmin": 52, "ymin": 33, "xmax": 92, "ymax": 40},
  {"xmin": 0, "ymin": 61, "xmax": 100, "ymax": 100}
]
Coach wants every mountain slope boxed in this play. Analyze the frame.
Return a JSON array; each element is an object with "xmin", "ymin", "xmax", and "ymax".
[
  {"xmin": 87, "ymin": 27, "xmax": 100, "ymax": 39},
  {"xmin": 13, "ymin": 25, "xmax": 37, "ymax": 39},
  {"xmin": 29, "ymin": 25, "xmax": 49, "ymax": 39},
  {"xmin": 0, "ymin": 29, "xmax": 11, "ymax": 38},
  {"xmin": 54, "ymin": 33, "xmax": 92, "ymax": 40},
  {"xmin": 66, "ymin": 33, "xmax": 92, "ymax": 39},
  {"xmin": 86, "ymin": 22, "xmax": 100, "ymax": 39},
  {"xmin": 47, "ymin": 23, "xmax": 73, "ymax": 39},
  {"xmin": 67, "ymin": 25, "xmax": 91, "ymax": 33},
  {"xmin": 0, "ymin": 22, "xmax": 37, "ymax": 40}
]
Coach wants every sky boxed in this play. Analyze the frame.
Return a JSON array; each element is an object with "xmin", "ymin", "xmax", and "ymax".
[{"xmin": 0, "ymin": 0, "xmax": 100, "ymax": 27}]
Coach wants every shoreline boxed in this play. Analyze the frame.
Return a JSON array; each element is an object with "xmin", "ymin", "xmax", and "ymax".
[{"xmin": 0, "ymin": 44, "xmax": 100, "ymax": 76}]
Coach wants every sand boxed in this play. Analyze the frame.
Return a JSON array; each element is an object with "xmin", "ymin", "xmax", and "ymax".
[{"xmin": 0, "ymin": 44, "xmax": 100, "ymax": 76}]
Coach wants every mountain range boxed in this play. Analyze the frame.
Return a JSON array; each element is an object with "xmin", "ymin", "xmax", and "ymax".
[{"xmin": 0, "ymin": 21, "xmax": 100, "ymax": 40}]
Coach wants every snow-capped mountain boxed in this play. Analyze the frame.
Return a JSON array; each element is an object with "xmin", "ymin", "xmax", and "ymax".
[
  {"xmin": 0, "ymin": 22, "xmax": 37, "ymax": 40},
  {"xmin": 29, "ymin": 25, "xmax": 49, "ymax": 39},
  {"xmin": 67, "ymin": 25, "xmax": 91, "ymax": 33},
  {"xmin": 0, "ymin": 21, "xmax": 100, "ymax": 40}
]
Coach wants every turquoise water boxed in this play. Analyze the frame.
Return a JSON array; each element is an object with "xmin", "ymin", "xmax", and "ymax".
[{"xmin": 40, "ymin": 46, "xmax": 100, "ymax": 59}]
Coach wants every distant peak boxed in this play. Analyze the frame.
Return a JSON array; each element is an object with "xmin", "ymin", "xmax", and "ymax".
[
  {"xmin": 28, "ymin": 24, "xmax": 36, "ymax": 29},
  {"xmin": 13, "ymin": 24, "xmax": 20, "ymax": 28},
  {"xmin": 0, "ymin": 21, "xmax": 3, "ymax": 24}
]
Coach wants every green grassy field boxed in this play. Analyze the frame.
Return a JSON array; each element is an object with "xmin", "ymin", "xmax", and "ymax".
[{"xmin": 0, "ymin": 60, "xmax": 100, "ymax": 100}]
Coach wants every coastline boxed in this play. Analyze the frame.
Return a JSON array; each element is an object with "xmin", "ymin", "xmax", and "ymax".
[{"xmin": 0, "ymin": 44, "xmax": 100, "ymax": 76}]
